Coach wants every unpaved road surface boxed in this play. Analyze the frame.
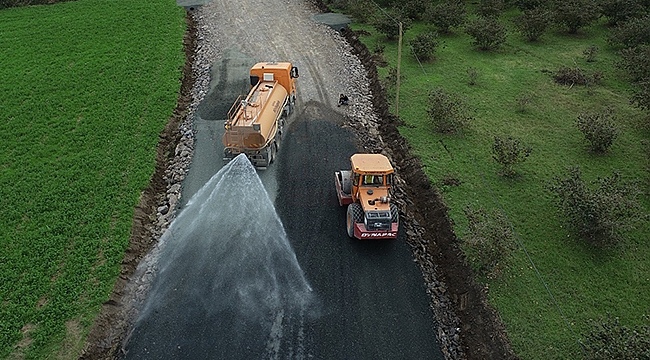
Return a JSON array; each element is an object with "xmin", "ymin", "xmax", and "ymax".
[{"xmin": 82, "ymin": 0, "xmax": 516, "ymax": 359}]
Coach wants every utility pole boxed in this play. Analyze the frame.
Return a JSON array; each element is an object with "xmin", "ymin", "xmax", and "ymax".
[{"xmin": 396, "ymin": 22, "xmax": 402, "ymax": 117}]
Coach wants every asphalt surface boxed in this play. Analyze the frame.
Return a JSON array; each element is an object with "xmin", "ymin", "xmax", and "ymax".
[
  {"xmin": 275, "ymin": 104, "xmax": 443, "ymax": 359},
  {"xmin": 121, "ymin": 57, "xmax": 443, "ymax": 359},
  {"xmin": 120, "ymin": 0, "xmax": 444, "ymax": 357}
]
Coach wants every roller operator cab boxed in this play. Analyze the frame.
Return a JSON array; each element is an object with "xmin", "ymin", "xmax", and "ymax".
[
  {"xmin": 222, "ymin": 62, "xmax": 299, "ymax": 168},
  {"xmin": 335, "ymin": 154, "xmax": 399, "ymax": 239}
]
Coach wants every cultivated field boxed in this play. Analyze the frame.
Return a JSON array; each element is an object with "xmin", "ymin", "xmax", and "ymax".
[
  {"xmin": 0, "ymin": 0, "xmax": 185, "ymax": 358},
  {"xmin": 354, "ymin": 8, "xmax": 649, "ymax": 360}
]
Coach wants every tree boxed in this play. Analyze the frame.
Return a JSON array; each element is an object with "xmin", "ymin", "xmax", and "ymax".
[
  {"xmin": 582, "ymin": 316, "xmax": 650, "ymax": 359},
  {"xmin": 619, "ymin": 44, "xmax": 650, "ymax": 110},
  {"xmin": 608, "ymin": 14, "xmax": 650, "ymax": 49},
  {"xmin": 552, "ymin": 0, "xmax": 601, "ymax": 34},
  {"xmin": 491, "ymin": 136, "xmax": 532, "ymax": 177},
  {"xmin": 372, "ymin": 8, "xmax": 412, "ymax": 40},
  {"xmin": 514, "ymin": 0, "xmax": 545, "ymax": 11},
  {"xmin": 424, "ymin": 0, "xmax": 467, "ymax": 34},
  {"xmin": 599, "ymin": 0, "xmax": 648, "ymax": 26},
  {"xmin": 630, "ymin": 79, "xmax": 650, "ymax": 111},
  {"xmin": 427, "ymin": 88, "xmax": 473, "ymax": 133},
  {"xmin": 409, "ymin": 32, "xmax": 439, "ymax": 62},
  {"xmin": 548, "ymin": 167, "xmax": 642, "ymax": 247},
  {"xmin": 514, "ymin": 6, "xmax": 553, "ymax": 42},
  {"xmin": 462, "ymin": 206, "xmax": 516, "ymax": 278},
  {"xmin": 344, "ymin": 0, "xmax": 377, "ymax": 23},
  {"xmin": 477, "ymin": 0, "xmax": 505, "ymax": 18},
  {"xmin": 619, "ymin": 45, "xmax": 650, "ymax": 82},
  {"xmin": 466, "ymin": 16, "xmax": 507, "ymax": 51},
  {"xmin": 576, "ymin": 109, "xmax": 619, "ymax": 153},
  {"xmin": 396, "ymin": 0, "xmax": 428, "ymax": 21}
]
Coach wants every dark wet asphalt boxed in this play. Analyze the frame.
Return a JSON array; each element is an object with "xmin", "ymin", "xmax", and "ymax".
[{"xmin": 121, "ymin": 52, "xmax": 444, "ymax": 360}]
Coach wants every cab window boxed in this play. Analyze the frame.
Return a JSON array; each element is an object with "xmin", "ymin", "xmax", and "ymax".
[{"xmin": 363, "ymin": 175, "xmax": 383, "ymax": 186}]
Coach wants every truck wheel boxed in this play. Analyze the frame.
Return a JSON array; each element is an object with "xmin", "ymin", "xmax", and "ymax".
[
  {"xmin": 278, "ymin": 119, "xmax": 285, "ymax": 139},
  {"xmin": 390, "ymin": 203, "xmax": 399, "ymax": 224},
  {"xmin": 346, "ymin": 203, "xmax": 363, "ymax": 238},
  {"xmin": 288, "ymin": 95, "xmax": 296, "ymax": 114},
  {"xmin": 264, "ymin": 146, "xmax": 273, "ymax": 167},
  {"xmin": 270, "ymin": 142, "xmax": 277, "ymax": 164}
]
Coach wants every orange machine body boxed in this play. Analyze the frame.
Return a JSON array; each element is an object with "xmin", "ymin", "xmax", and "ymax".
[
  {"xmin": 222, "ymin": 62, "xmax": 298, "ymax": 168},
  {"xmin": 335, "ymin": 154, "xmax": 399, "ymax": 240}
]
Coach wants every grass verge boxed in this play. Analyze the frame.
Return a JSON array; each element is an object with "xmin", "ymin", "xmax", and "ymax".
[
  {"xmin": 354, "ymin": 12, "xmax": 649, "ymax": 360},
  {"xmin": 0, "ymin": 1, "xmax": 185, "ymax": 358}
]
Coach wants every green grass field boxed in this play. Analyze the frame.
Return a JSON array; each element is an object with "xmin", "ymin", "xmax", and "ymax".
[
  {"xmin": 0, "ymin": 1, "xmax": 185, "ymax": 358},
  {"xmin": 354, "ymin": 12, "xmax": 649, "ymax": 360}
]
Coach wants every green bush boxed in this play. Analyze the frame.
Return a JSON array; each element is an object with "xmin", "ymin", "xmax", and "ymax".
[
  {"xmin": 554, "ymin": 66, "xmax": 603, "ymax": 86},
  {"xmin": 514, "ymin": 6, "xmax": 553, "ymax": 42},
  {"xmin": 372, "ymin": 8, "xmax": 412, "ymax": 40},
  {"xmin": 424, "ymin": 0, "xmax": 467, "ymax": 34},
  {"xmin": 599, "ymin": 0, "xmax": 648, "ymax": 26},
  {"xmin": 552, "ymin": 0, "xmax": 601, "ymax": 34},
  {"xmin": 426, "ymin": 87, "xmax": 473, "ymax": 133},
  {"xmin": 630, "ymin": 80, "xmax": 650, "ymax": 111},
  {"xmin": 514, "ymin": 0, "xmax": 545, "ymax": 11},
  {"xmin": 576, "ymin": 109, "xmax": 619, "ymax": 153},
  {"xmin": 465, "ymin": 16, "xmax": 507, "ymax": 51},
  {"xmin": 608, "ymin": 14, "xmax": 650, "ymax": 49},
  {"xmin": 344, "ymin": 0, "xmax": 378, "ymax": 23},
  {"xmin": 548, "ymin": 167, "xmax": 642, "ymax": 247},
  {"xmin": 492, "ymin": 136, "xmax": 532, "ymax": 177},
  {"xmin": 462, "ymin": 206, "xmax": 516, "ymax": 278},
  {"xmin": 583, "ymin": 45, "xmax": 600, "ymax": 62},
  {"xmin": 619, "ymin": 45, "xmax": 650, "ymax": 82},
  {"xmin": 409, "ymin": 32, "xmax": 439, "ymax": 62},
  {"xmin": 396, "ymin": 0, "xmax": 428, "ymax": 21},
  {"xmin": 477, "ymin": 0, "xmax": 505, "ymax": 18},
  {"xmin": 383, "ymin": 66, "xmax": 398, "ymax": 93},
  {"xmin": 582, "ymin": 316, "xmax": 650, "ymax": 360},
  {"xmin": 619, "ymin": 45, "xmax": 650, "ymax": 110}
]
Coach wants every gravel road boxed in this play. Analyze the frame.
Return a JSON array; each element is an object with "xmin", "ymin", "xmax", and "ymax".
[
  {"xmin": 118, "ymin": 0, "xmax": 445, "ymax": 357},
  {"xmin": 81, "ymin": 0, "xmax": 517, "ymax": 359}
]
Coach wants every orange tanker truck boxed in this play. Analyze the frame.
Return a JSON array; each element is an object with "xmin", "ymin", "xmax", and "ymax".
[
  {"xmin": 222, "ymin": 62, "xmax": 299, "ymax": 168},
  {"xmin": 335, "ymin": 153, "xmax": 399, "ymax": 239}
]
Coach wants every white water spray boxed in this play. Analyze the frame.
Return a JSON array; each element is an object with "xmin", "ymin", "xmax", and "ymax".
[{"xmin": 138, "ymin": 154, "xmax": 313, "ymax": 321}]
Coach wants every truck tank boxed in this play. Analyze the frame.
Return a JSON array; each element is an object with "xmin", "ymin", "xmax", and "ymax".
[{"xmin": 222, "ymin": 62, "xmax": 297, "ymax": 168}]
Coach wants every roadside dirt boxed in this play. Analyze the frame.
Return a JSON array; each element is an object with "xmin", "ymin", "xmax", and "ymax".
[{"xmin": 81, "ymin": 2, "xmax": 517, "ymax": 360}]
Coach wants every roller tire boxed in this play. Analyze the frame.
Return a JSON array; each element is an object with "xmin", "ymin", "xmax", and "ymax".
[
  {"xmin": 390, "ymin": 203, "xmax": 399, "ymax": 224},
  {"xmin": 346, "ymin": 203, "xmax": 363, "ymax": 238},
  {"xmin": 340, "ymin": 170, "xmax": 352, "ymax": 195}
]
